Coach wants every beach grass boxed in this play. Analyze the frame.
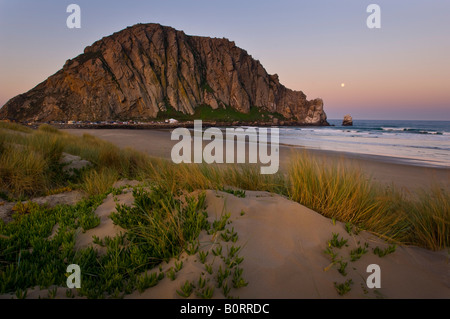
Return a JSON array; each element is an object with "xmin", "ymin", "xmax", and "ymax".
[
  {"xmin": 0, "ymin": 121, "xmax": 33, "ymax": 133},
  {"xmin": 0, "ymin": 122, "xmax": 448, "ymax": 251},
  {"xmin": 81, "ymin": 168, "xmax": 119, "ymax": 196},
  {"xmin": 287, "ymin": 153, "xmax": 411, "ymax": 243},
  {"xmin": 407, "ymin": 186, "xmax": 450, "ymax": 250}
]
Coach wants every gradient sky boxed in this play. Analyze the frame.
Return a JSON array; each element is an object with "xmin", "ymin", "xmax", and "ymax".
[{"xmin": 1, "ymin": 0, "xmax": 449, "ymax": 120}]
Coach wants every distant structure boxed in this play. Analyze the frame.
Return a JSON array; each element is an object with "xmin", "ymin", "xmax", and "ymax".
[{"xmin": 342, "ymin": 114, "xmax": 353, "ymax": 126}]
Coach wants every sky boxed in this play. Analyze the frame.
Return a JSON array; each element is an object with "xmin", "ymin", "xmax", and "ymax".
[{"xmin": 0, "ymin": 0, "xmax": 449, "ymax": 120}]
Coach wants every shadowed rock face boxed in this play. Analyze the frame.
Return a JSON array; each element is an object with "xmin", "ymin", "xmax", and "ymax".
[{"xmin": 0, "ymin": 23, "xmax": 328, "ymax": 125}]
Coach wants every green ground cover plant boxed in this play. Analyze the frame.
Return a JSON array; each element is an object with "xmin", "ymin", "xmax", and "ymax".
[{"xmin": 156, "ymin": 104, "xmax": 288, "ymax": 123}]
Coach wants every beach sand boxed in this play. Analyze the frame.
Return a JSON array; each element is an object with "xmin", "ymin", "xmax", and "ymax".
[
  {"xmin": 64, "ymin": 128, "xmax": 450, "ymax": 192},
  {"xmin": 128, "ymin": 189, "xmax": 449, "ymax": 299},
  {"xmin": 5, "ymin": 185, "xmax": 447, "ymax": 299}
]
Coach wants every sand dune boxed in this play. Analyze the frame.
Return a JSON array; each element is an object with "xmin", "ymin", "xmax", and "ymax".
[
  {"xmin": 3, "ymin": 184, "xmax": 448, "ymax": 299},
  {"xmin": 88, "ymin": 186, "xmax": 449, "ymax": 299}
]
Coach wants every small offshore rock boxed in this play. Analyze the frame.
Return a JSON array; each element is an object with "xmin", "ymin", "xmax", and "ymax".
[{"xmin": 342, "ymin": 114, "xmax": 353, "ymax": 126}]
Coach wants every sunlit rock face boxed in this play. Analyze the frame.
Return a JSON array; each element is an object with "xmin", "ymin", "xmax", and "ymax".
[{"xmin": 0, "ymin": 23, "xmax": 328, "ymax": 125}]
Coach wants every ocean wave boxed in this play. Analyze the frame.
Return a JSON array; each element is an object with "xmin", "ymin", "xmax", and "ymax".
[
  {"xmin": 380, "ymin": 127, "xmax": 443, "ymax": 135},
  {"xmin": 282, "ymin": 121, "xmax": 450, "ymax": 167},
  {"xmin": 381, "ymin": 127, "xmax": 410, "ymax": 131}
]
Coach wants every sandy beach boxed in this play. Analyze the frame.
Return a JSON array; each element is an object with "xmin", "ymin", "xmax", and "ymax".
[{"xmin": 64, "ymin": 128, "xmax": 450, "ymax": 192}]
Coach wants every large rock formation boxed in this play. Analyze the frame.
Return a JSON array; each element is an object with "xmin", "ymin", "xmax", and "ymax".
[{"xmin": 0, "ymin": 23, "xmax": 328, "ymax": 125}]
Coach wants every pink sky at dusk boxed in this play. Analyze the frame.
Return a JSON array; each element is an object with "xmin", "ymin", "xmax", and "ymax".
[{"xmin": 0, "ymin": 0, "xmax": 449, "ymax": 120}]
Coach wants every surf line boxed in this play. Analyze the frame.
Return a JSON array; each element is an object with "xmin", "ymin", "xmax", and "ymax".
[{"xmin": 170, "ymin": 120, "xmax": 279, "ymax": 174}]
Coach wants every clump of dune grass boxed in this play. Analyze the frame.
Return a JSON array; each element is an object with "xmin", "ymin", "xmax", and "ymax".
[
  {"xmin": 406, "ymin": 186, "xmax": 450, "ymax": 250},
  {"xmin": 37, "ymin": 124, "xmax": 62, "ymax": 135},
  {"xmin": 288, "ymin": 153, "xmax": 410, "ymax": 244},
  {"xmin": 0, "ymin": 144, "xmax": 47, "ymax": 197},
  {"xmin": 61, "ymin": 133, "xmax": 121, "ymax": 168},
  {"xmin": 81, "ymin": 168, "xmax": 119, "ymax": 196},
  {"xmin": 0, "ymin": 122, "xmax": 32, "ymax": 133},
  {"xmin": 138, "ymin": 159, "xmax": 286, "ymax": 196},
  {"xmin": 218, "ymin": 164, "xmax": 287, "ymax": 195},
  {"xmin": 28, "ymin": 132, "xmax": 64, "ymax": 168},
  {"xmin": 0, "ymin": 124, "xmax": 124, "ymax": 198},
  {"xmin": 63, "ymin": 133, "xmax": 148, "ymax": 180},
  {"xmin": 0, "ymin": 126, "xmax": 67, "ymax": 197},
  {"xmin": 0, "ymin": 127, "xmax": 28, "ymax": 147}
]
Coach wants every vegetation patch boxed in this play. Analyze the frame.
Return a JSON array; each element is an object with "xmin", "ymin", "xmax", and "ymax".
[
  {"xmin": 373, "ymin": 244, "xmax": 396, "ymax": 258},
  {"xmin": 220, "ymin": 187, "xmax": 246, "ymax": 198},
  {"xmin": 156, "ymin": 104, "xmax": 288, "ymax": 123},
  {"xmin": 334, "ymin": 279, "xmax": 353, "ymax": 296}
]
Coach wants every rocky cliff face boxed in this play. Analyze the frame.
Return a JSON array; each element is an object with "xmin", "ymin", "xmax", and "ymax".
[{"xmin": 0, "ymin": 23, "xmax": 328, "ymax": 125}]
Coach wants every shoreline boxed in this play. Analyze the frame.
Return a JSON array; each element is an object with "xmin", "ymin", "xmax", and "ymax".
[
  {"xmin": 279, "ymin": 141, "xmax": 448, "ymax": 169},
  {"xmin": 26, "ymin": 120, "xmax": 330, "ymax": 130},
  {"xmin": 63, "ymin": 128, "xmax": 450, "ymax": 192}
]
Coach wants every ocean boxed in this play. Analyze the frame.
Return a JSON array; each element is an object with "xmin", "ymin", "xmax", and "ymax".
[{"xmin": 278, "ymin": 120, "xmax": 450, "ymax": 168}]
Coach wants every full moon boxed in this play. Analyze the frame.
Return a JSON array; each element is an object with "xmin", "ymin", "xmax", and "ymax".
[{"xmin": 341, "ymin": 83, "xmax": 345, "ymax": 88}]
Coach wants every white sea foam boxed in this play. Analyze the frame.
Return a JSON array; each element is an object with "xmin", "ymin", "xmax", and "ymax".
[{"xmin": 277, "ymin": 120, "xmax": 450, "ymax": 168}]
